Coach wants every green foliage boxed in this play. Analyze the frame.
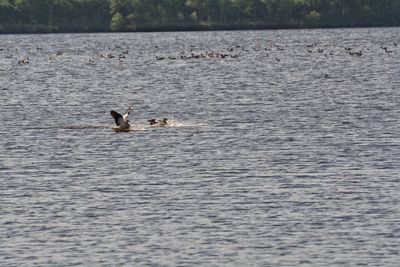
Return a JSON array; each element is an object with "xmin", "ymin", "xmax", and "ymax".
[
  {"xmin": 111, "ymin": 11, "xmax": 125, "ymax": 31},
  {"xmin": 0, "ymin": 0, "xmax": 399, "ymax": 33},
  {"xmin": 0, "ymin": 0, "xmax": 16, "ymax": 24},
  {"xmin": 306, "ymin": 10, "xmax": 321, "ymax": 26}
]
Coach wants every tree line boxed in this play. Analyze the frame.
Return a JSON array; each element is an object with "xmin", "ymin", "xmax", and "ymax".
[{"xmin": 1, "ymin": 0, "xmax": 399, "ymax": 34}]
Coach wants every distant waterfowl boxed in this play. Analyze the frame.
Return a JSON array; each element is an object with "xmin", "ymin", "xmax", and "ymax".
[
  {"xmin": 191, "ymin": 53, "xmax": 202, "ymax": 59},
  {"xmin": 148, "ymin": 118, "xmax": 168, "ymax": 127},
  {"xmin": 18, "ymin": 58, "xmax": 29, "ymax": 64},
  {"xmin": 156, "ymin": 46, "xmax": 249, "ymax": 62},
  {"xmin": 110, "ymin": 106, "xmax": 132, "ymax": 132},
  {"xmin": 381, "ymin": 46, "xmax": 392, "ymax": 53}
]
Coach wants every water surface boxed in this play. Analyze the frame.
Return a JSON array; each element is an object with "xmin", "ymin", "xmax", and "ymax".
[{"xmin": 1, "ymin": 28, "xmax": 400, "ymax": 266}]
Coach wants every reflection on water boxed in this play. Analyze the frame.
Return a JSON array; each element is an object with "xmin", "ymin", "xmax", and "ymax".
[{"xmin": 1, "ymin": 28, "xmax": 400, "ymax": 266}]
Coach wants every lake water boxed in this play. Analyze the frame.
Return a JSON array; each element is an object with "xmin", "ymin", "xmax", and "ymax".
[{"xmin": 1, "ymin": 28, "xmax": 400, "ymax": 266}]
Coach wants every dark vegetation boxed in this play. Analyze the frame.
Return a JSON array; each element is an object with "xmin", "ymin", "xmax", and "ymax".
[{"xmin": 1, "ymin": 0, "xmax": 400, "ymax": 34}]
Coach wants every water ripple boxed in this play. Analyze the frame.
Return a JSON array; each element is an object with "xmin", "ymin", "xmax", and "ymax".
[{"xmin": 1, "ymin": 28, "xmax": 400, "ymax": 266}]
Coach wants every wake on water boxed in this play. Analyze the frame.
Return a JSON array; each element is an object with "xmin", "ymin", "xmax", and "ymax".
[{"xmin": 63, "ymin": 119, "xmax": 204, "ymax": 132}]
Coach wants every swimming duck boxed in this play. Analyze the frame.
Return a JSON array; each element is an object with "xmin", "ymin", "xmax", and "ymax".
[
  {"xmin": 148, "ymin": 118, "xmax": 168, "ymax": 127},
  {"xmin": 110, "ymin": 106, "xmax": 132, "ymax": 132}
]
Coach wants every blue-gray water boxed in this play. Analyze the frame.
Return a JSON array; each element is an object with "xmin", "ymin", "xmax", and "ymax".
[{"xmin": 1, "ymin": 28, "xmax": 400, "ymax": 266}]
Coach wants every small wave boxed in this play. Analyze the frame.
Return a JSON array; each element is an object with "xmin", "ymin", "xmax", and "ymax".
[
  {"xmin": 65, "ymin": 124, "xmax": 148, "ymax": 132},
  {"xmin": 62, "ymin": 120, "xmax": 205, "ymax": 132},
  {"xmin": 129, "ymin": 124, "xmax": 147, "ymax": 131},
  {"xmin": 163, "ymin": 119, "xmax": 205, "ymax": 128},
  {"xmin": 63, "ymin": 124, "xmax": 110, "ymax": 130}
]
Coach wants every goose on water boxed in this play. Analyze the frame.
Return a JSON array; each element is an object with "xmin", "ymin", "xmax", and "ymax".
[
  {"xmin": 148, "ymin": 118, "xmax": 168, "ymax": 127},
  {"xmin": 110, "ymin": 106, "xmax": 132, "ymax": 131}
]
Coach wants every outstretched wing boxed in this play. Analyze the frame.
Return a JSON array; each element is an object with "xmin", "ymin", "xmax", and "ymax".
[
  {"xmin": 110, "ymin": 110, "xmax": 123, "ymax": 126},
  {"xmin": 124, "ymin": 106, "xmax": 132, "ymax": 115},
  {"xmin": 123, "ymin": 106, "xmax": 132, "ymax": 123}
]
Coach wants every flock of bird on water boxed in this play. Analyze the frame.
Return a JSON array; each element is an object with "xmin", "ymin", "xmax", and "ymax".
[
  {"xmin": 96, "ymin": 41, "xmax": 398, "ymax": 63},
  {"xmin": 1, "ymin": 39, "xmax": 397, "ymax": 132},
  {"xmin": 0, "ymin": 40, "xmax": 397, "ymax": 66}
]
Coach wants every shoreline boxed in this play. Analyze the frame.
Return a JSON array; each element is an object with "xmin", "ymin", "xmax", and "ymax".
[{"xmin": 1, "ymin": 23, "xmax": 399, "ymax": 35}]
